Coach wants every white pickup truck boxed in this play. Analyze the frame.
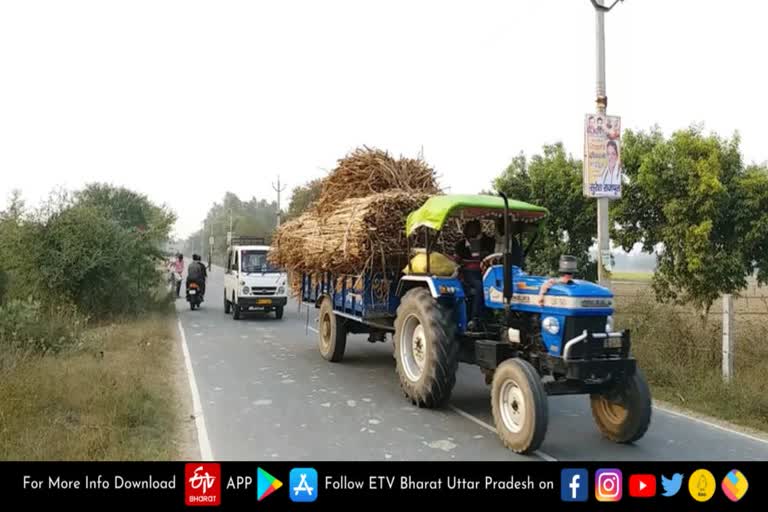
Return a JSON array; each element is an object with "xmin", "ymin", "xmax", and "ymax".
[{"xmin": 223, "ymin": 238, "xmax": 288, "ymax": 320}]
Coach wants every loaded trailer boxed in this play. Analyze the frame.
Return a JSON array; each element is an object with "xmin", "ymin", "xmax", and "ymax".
[{"xmin": 301, "ymin": 193, "xmax": 651, "ymax": 454}]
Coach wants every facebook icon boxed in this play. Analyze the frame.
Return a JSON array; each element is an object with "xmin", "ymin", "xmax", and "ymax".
[{"xmin": 561, "ymin": 469, "xmax": 589, "ymax": 502}]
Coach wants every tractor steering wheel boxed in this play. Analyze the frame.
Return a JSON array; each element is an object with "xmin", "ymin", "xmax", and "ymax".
[{"xmin": 480, "ymin": 253, "xmax": 503, "ymax": 273}]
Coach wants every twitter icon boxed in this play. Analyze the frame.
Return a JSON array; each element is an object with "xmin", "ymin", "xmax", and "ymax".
[{"xmin": 661, "ymin": 474, "xmax": 684, "ymax": 497}]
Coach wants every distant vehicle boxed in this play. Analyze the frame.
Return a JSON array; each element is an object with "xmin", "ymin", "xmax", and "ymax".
[{"xmin": 224, "ymin": 236, "xmax": 288, "ymax": 320}]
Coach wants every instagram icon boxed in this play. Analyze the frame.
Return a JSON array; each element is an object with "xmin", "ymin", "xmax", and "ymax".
[{"xmin": 595, "ymin": 469, "xmax": 623, "ymax": 502}]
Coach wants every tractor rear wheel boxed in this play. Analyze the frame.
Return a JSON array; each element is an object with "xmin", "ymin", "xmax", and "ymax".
[
  {"xmin": 491, "ymin": 358, "xmax": 549, "ymax": 454},
  {"xmin": 318, "ymin": 297, "xmax": 346, "ymax": 362},
  {"xmin": 393, "ymin": 287, "xmax": 459, "ymax": 408},
  {"xmin": 590, "ymin": 367, "xmax": 652, "ymax": 443}
]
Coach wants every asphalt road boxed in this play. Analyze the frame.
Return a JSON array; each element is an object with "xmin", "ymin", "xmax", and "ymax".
[{"xmin": 175, "ymin": 266, "xmax": 768, "ymax": 461}]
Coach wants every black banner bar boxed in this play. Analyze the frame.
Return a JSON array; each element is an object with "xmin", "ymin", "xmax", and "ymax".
[{"xmin": 2, "ymin": 461, "xmax": 763, "ymax": 510}]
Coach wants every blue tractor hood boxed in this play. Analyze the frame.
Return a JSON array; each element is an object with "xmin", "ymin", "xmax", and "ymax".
[
  {"xmin": 516, "ymin": 275, "xmax": 613, "ymax": 298},
  {"xmin": 484, "ymin": 266, "xmax": 615, "ymax": 315}
]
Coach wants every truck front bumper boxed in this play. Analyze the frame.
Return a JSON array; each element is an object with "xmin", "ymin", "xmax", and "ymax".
[{"xmin": 237, "ymin": 296, "xmax": 288, "ymax": 309}]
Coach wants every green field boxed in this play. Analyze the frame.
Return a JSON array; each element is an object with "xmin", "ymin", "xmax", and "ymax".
[{"xmin": 611, "ymin": 271, "xmax": 653, "ymax": 282}]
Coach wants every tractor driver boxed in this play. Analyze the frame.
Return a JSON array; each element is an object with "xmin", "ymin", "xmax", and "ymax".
[
  {"xmin": 537, "ymin": 255, "xmax": 577, "ymax": 306},
  {"xmin": 454, "ymin": 220, "xmax": 494, "ymax": 330}
]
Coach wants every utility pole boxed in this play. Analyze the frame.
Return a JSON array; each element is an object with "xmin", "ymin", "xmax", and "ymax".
[
  {"xmin": 201, "ymin": 220, "xmax": 205, "ymax": 256},
  {"xmin": 228, "ymin": 208, "xmax": 233, "ymax": 247},
  {"xmin": 590, "ymin": 0, "xmax": 622, "ymax": 288},
  {"xmin": 272, "ymin": 175, "xmax": 287, "ymax": 228},
  {"xmin": 208, "ymin": 222, "xmax": 213, "ymax": 271}
]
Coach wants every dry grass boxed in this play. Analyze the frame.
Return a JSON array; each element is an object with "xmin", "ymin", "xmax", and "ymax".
[
  {"xmin": 0, "ymin": 314, "xmax": 187, "ymax": 460},
  {"xmin": 314, "ymin": 146, "xmax": 439, "ymax": 214},
  {"xmin": 270, "ymin": 146, "xmax": 448, "ymax": 292},
  {"xmin": 615, "ymin": 291, "xmax": 768, "ymax": 433},
  {"xmin": 271, "ymin": 192, "xmax": 432, "ymax": 276}
]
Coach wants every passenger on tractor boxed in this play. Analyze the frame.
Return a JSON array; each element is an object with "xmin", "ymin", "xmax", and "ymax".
[
  {"xmin": 536, "ymin": 255, "xmax": 577, "ymax": 306},
  {"xmin": 493, "ymin": 217, "xmax": 524, "ymax": 268},
  {"xmin": 454, "ymin": 220, "xmax": 495, "ymax": 331}
]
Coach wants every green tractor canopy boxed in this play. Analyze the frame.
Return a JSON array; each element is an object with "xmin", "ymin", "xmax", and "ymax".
[{"xmin": 405, "ymin": 194, "xmax": 548, "ymax": 237}]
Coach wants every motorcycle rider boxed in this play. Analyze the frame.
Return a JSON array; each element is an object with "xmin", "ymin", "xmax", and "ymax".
[{"xmin": 186, "ymin": 253, "xmax": 208, "ymax": 300}]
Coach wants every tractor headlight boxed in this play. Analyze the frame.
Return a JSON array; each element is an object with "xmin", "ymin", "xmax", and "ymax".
[
  {"xmin": 542, "ymin": 316, "xmax": 560, "ymax": 335},
  {"xmin": 242, "ymin": 286, "xmax": 250, "ymax": 295},
  {"xmin": 606, "ymin": 315, "xmax": 614, "ymax": 331}
]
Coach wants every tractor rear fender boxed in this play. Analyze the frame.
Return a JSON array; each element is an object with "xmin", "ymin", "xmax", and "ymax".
[
  {"xmin": 397, "ymin": 276, "xmax": 438, "ymax": 298},
  {"xmin": 396, "ymin": 275, "xmax": 467, "ymax": 333},
  {"xmin": 397, "ymin": 275, "xmax": 466, "ymax": 299}
]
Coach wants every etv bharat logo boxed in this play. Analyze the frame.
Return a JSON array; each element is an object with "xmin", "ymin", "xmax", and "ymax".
[{"xmin": 185, "ymin": 463, "xmax": 221, "ymax": 506}]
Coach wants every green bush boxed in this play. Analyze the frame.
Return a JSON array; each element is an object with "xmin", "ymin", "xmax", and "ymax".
[
  {"xmin": 0, "ymin": 184, "xmax": 176, "ymax": 319},
  {"xmin": 0, "ymin": 298, "xmax": 87, "ymax": 354},
  {"xmin": 0, "ymin": 270, "xmax": 7, "ymax": 304}
]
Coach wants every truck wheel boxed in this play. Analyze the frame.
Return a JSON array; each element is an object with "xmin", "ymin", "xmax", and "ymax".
[
  {"xmin": 318, "ymin": 298, "xmax": 346, "ymax": 362},
  {"xmin": 393, "ymin": 287, "xmax": 459, "ymax": 408},
  {"xmin": 490, "ymin": 358, "xmax": 548, "ymax": 454},
  {"xmin": 275, "ymin": 306, "xmax": 284, "ymax": 319},
  {"xmin": 232, "ymin": 294, "xmax": 241, "ymax": 320},
  {"xmin": 224, "ymin": 292, "xmax": 231, "ymax": 314},
  {"xmin": 590, "ymin": 368, "xmax": 651, "ymax": 443}
]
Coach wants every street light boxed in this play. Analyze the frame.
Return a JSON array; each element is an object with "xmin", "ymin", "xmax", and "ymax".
[{"xmin": 590, "ymin": 0, "xmax": 623, "ymax": 12}]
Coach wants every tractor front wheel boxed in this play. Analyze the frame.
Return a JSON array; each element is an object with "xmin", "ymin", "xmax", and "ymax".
[
  {"xmin": 393, "ymin": 287, "xmax": 459, "ymax": 408},
  {"xmin": 590, "ymin": 368, "xmax": 652, "ymax": 444},
  {"xmin": 490, "ymin": 358, "xmax": 549, "ymax": 454}
]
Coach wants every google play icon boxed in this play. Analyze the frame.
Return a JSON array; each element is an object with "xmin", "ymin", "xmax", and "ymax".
[{"xmin": 257, "ymin": 467, "xmax": 283, "ymax": 501}]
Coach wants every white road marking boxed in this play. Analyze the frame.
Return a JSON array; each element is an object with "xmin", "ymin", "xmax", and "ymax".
[
  {"xmin": 653, "ymin": 403, "xmax": 768, "ymax": 445},
  {"xmin": 178, "ymin": 319, "xmax": 214, "ymax": 461},
  {"xmin": 448, "ymin": 405, "xmax": 557, "ymax": 462}
]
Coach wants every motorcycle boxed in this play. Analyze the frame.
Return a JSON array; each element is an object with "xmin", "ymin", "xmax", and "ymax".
[{"xmin": 186, "ymin": 281, "xmax": 203, "ymax": 310}]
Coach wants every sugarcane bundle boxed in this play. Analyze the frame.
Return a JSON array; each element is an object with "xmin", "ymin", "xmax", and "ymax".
[
  {"xmin": 313, "ymin": 146, "xmax": 439, "ymax": 214},
  {"xmin": 270, "ymin": 192, "xmax": 431, "ymax": 275}
]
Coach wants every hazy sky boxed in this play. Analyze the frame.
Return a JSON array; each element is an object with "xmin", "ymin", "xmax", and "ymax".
[{"xmin": 1, "ymin": 1, "xmax": 766, "ymax": 240}]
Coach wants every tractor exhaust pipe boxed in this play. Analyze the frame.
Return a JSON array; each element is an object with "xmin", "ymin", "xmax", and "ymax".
[{"xmin": 498, "ymin": 191, "xmax": 512, "ymax": 302}]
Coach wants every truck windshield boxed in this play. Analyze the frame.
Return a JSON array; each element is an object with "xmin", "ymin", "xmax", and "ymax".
[{"xmin": 241, "ymin": 251, "xmax": 280, "ymax": 273}]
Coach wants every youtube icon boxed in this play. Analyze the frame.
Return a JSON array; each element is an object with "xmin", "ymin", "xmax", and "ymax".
[{"xmin": 629, "ymin": 474, "xmax": 656, "ymax": 498}]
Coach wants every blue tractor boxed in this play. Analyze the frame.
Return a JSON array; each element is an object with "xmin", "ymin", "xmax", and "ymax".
[{"xmin": 301, "ymin": 193, "xmax": 651, "ymax": 454}]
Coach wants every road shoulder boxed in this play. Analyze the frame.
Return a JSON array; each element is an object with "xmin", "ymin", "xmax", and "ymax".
[
  {"xmin": 171, "ymin": 311, "xmax": 202, "ymax": 460},
  {"xmin": 653, "ymin": 398, "xmax": 768, "ymax": 443}
]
